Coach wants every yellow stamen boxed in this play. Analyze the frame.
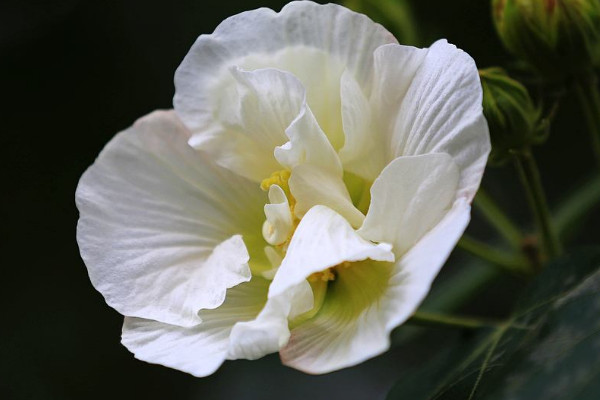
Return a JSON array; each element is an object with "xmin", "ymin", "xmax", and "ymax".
[
  {"xmin": 308, "ymin": 269, "xmax": 336, "ymax": 282},
  {"xmin": 260, "ymin": 169, "xmax": 291, "ymax": 193},
  {"xmin": 306, "ymin": 261, "xmax": 353, "ymax": 283},
  {"xmin": 261, "ymin": 169, "xmax": 297, "ymax": 211}
]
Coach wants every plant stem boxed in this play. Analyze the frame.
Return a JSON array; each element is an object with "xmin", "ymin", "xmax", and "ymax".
[
  {"xmin": 409, "ymin": 311, "xmax": 501, "ymax": 330},
  {"xmin": 554, "ymin": 173, "xmax": 600, "ymax": 242},
  {"xmin": 473, "ymin": 189, "xmax": 523, "ymax": 250},
  {"xmin": 513, "ymin": 148, "xmax": 562, "ymax": 259},
  {"xmin": 458, "ymin": 236, "xmax": 528, "ymax": 274},
  {"xmin": 573, "ymin": 76, "xmax": 600, "ymax": 167}
]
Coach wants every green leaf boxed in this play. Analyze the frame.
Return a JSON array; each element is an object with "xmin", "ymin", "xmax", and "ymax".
[{"xmin": 387, "ymin": 248, "xmax": 600, "ymax": 400}]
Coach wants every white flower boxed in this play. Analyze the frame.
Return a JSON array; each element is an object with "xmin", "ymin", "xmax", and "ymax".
[{"xmin": 76, "ymin": 1, "xmax": 490, "ymax": 377}]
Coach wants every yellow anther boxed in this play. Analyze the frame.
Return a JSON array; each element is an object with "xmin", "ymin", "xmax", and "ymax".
[
  {"xmin": 261, "ymin": 169, "xmax": 297, "ymax": 211},
  {"xmin": 308, "ymin": 269, "xmax": 336, "ymax": 282},
  {"xmin": 260, "ymin": 169, "xmax": 291, "ymax": 193},
  {"xmin": 321, "ymin": 269, "xmax": 336, "ymax": 281},
  {"xmin": 305, "ymin": 261, "xmax": 355, "ymax": 283},
  {"xmin": 261, "ymin": 169, "xmax": 301, "ymax": 258}
]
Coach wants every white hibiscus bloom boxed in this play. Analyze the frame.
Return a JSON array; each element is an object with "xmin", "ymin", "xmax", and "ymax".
[{"xmin": 76, "ymin": 1, "xmax": 490, "ymax": 377}]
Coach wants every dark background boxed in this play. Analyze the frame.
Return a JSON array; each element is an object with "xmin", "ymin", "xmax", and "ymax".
[{"xmin": 2, "ymin": 1, "xmax": 598, "ymax": 399}]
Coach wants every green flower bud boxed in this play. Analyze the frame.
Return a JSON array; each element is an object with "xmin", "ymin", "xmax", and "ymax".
[
  {"xmin": 480, "ymin": 67, "xmax": 546, "ymax": 164},
  {"xmin": 493, "ymin": 0, "xmax": 600, "ymax": 81}
]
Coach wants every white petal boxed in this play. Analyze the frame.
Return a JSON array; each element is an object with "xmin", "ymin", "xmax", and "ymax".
[
  {"xmin": 121, "ymin": 276, "xmax": 270, "ymax": 377},
  {"xmin": 338, "ymin": 70, "xmax": 383, "ymax": 182},
  {"xmin": 187, "ymin": 235, "xmax": 251, "ymax": 311},
  {"xmin": 352, "ymin": 43, "xmax": 427, "ymax": 180},
  {"xmin": 288, "ymin": 164, "xmax": 365, "ymax": 228},
  {"xmin": 262, "ymin": 185, "xmax": 293, "ymax": 246},
  {"xmin": 370, "ymin": 43, "xmax": 427, "ymax": 125},
  {"xmin": 122, "ymin": 317, "xmax": 229, "ymax": 378},
  {"xmin": 269, "ymin": 205, "xmax": 394, "ymax": 299},
  {"xmin": 262, "ymin": 246, "xmax": 283, "ymax": 278},
  {"xmin": 187, "ymin": 68, "xmax": 305, "ymax": 182},
  {"xmin": 280, "ymin": 259, "xmax": 393, "ymax": 374},
  {"xmin": 358, "ymin": 153, "xmax": 460, "ymax": 256},
  {"xmin": 281, "ymin": 200, "xmax": 470, "ymax": 374},
  {"xmin": 227, "ymin": 280, "xmax": 313, "ymax": 360},
  {"xmin": 241, "ymin": 46, "xmax": 350, "ymax": 151},
  {"xmin": 231, "ymin": 67, "xmax": 303, "ymax": 148},
  {"xmin": 174, "ymin": 1, "xmax": 396, "ymax": 139},
  {"xmin": 391, "ymin": 40, "xmax": 490, "ymax": 201},
  {"xmin": 383, "ymin": 199, "xmax": 471, "ymax": 331},
  {"xmin": 76, "ymin": 111, "xmax": 268, "ymax": 327},
  {"xmin": 274, "ymin": 104, "xmax": 343, "ymax": 177},
  {"xmin": 273, "ymin": 101, "xmax": 363, "ymax": 226}
]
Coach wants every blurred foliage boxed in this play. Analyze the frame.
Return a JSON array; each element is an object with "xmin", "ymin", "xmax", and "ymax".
[
  {"xmin": 388, "ymin": 248, "xmax": 600, "ymax": 399},
  {"xmin": 492, "ymin": 0, "xmax": 600, "ymax": 82}
]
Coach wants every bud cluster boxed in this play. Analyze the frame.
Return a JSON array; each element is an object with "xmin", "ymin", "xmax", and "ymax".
[
  {"xmin": 480, "ymin": 67, "xmax": 547, "ymax": 164},
  {"xmin": 493, "ymin": 0, "xmax": 600, "ymax": 81}
]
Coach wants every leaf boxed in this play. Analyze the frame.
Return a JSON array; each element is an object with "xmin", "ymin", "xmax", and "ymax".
[{"xmin": 387, "ymin": 248, "xmax": 600, "ymax": 400}]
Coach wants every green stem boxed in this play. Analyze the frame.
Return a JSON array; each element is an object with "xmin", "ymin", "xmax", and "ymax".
[
  {"xmin": 409, "ymin": 311, "xmax": 501, "ymax": 330},
  {"xmin": 513, "ymin": 148, "xmax": 562, "ymax": 259},
  {"xmin": 554, "ymin": 173, "xmax": 600, "ymax": 242},
  {"xmin": 458, "ymin": 236, "xmax": 528, "ymax": 274},
  {"xmin": 573, "ymin": 76, "xmax": 600, "ymax": 167},
  {"xmin": 473, "ymin": 189, "xmax": 523, "ymax": 250}
]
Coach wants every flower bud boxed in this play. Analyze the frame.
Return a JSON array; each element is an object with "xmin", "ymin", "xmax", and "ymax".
[
  {"xmin": 480, "ymin": 67, "xmax": 546, "ymax": 164},
  {"xmin": 493, "ymin": 0, "xmax": 600, "ymax": 80}
]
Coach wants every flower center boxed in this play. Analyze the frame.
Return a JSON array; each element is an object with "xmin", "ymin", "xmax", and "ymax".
[
  {"xmin": 307, "ymin": 261, "xmax": 351, "ymax": 282},
  {"xmin": 260, "ymin": 169, "xmax": 299, "ymax": 257},
  {"xmin": 260, "ymin": 169, "xmax": 296, "ymax": 210},
  {"xmin": 290, "ymin": 260, "xmax": 393, "ymax": 329}
]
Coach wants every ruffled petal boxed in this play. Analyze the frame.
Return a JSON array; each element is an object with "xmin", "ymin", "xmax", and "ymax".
[
  {"xmin": 369, "ymin": 43, "xmax": 427, "ymax": 127},
  {"xmin": 76, "ymin": 111, "xmax": 267, "ymax": 327},
  {"xmin": 390, "ymin": 40, "xmax": 490, "ymax": 201},
  {"xmin": 281, "ymin": 200, "xmax": 470, "ymax": 374},
  {"xmin": 175, "ymin": 1, "xmax": 396, "ymax": 137},
  {"xmin": 231, "ymin": 205, "xmax": 394, "ymax": 363},
  {"xmin": 288, "ymin": 164, "xmax": 364, "ymax": 228},
  {"xmin": 274, "ymin": 104, "xmax": 342, "ymax": 177},
  {"xmin": 227, "ymin": 280, "xmax": 313, "ymax": 361},
  {"xmin": 187, "ymin": 68, "xmax": 305, "ymax": 182},
  {"xmin": 274, "ymin": 100, "xmax": 364, "ymax": 225},
  {"xmin": 350, "ymin": 43, "xmax": 427, "ymax": 180},
  {"xmin": 179, "ymin": 234, "xmax": 251, "ymax": 316},
  {"xmin": 358, "ymin": 153, "xmax": 460, "ymax": 255},
  {"xmin": 121, "ymin": 276, "xmax": 269, "ymax": 377},
  {"xmin": 280, "ymin": 258, "xmax": 393, "ymax": 374},
  {"xmin": 262, "ymin": 185, "xmax": 294, "ymax": 246},
  {"xmin": 338, "ymin": 70, "xmax": 381, "ymax": 182},
  {"xmin": 269, "ymin": 205, "xmax": 394, "ymax": 299}
]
